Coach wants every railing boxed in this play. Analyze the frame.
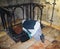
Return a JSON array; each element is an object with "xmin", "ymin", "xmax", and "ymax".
[{"xmin": 0, "ymin": 3, "xmax": 44, "ymax": 29}]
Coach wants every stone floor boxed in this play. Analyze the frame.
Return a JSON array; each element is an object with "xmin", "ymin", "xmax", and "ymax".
[
  {"xmin": 42, "ymin": 26, "xmax": 60, "ymax": 41},
  {"xmin": 0, "ymin": 26, "xmax": 60, "ymax": 49}
]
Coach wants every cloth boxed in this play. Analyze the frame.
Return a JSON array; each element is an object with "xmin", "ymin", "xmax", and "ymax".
[
  {"xmin": 23, "ymin": 20, "xmax": 36, "ymax": 29},
  {"xmin": 22, "ymin": 20, "xmax": 42, "ymax": 41}
]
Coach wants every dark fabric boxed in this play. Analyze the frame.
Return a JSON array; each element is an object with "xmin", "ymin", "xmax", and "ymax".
[
  {"xmin": 20, "ymin": 31, "xmax": 30, "ymax": 42},
  {"xmin": 8, "ymin": 27, "xmax": 30, "ymax": 42},
  {"xmin": 40, "ymin": 34, "xmax": 45, "ymax": 43},
  {"xmin": 23, "ymin": 20, "xmax": 36, "ymax": 29}
]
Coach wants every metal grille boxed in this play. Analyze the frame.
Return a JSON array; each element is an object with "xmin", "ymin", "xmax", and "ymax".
[{"xmin": 0, "ymin": 3, "xmax": 43, "ymax": 29}]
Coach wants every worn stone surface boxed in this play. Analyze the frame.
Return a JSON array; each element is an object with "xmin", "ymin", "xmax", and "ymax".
[
  {"xmin": 42, "ymin": 26, "xmax": 60, "ymax": 41},
  {"xmin": 10, "ymin": 38, "xmax": 36, "ymax": 49},
  {"xmin": 0, "ymin": 33, "xmax": 16, "ymax": 49},
  {"xmin": 46, "ymin": 40, "xmax": 60, "ymax": 49},
  {"xmin": 0, "ymin": 26, "xmax": 60, "ymax": 49}
]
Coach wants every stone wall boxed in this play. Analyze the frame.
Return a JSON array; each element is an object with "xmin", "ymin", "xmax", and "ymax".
[{"xmin": 42, "ymin": 0, "xmax": 60, "ymax": 26}]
